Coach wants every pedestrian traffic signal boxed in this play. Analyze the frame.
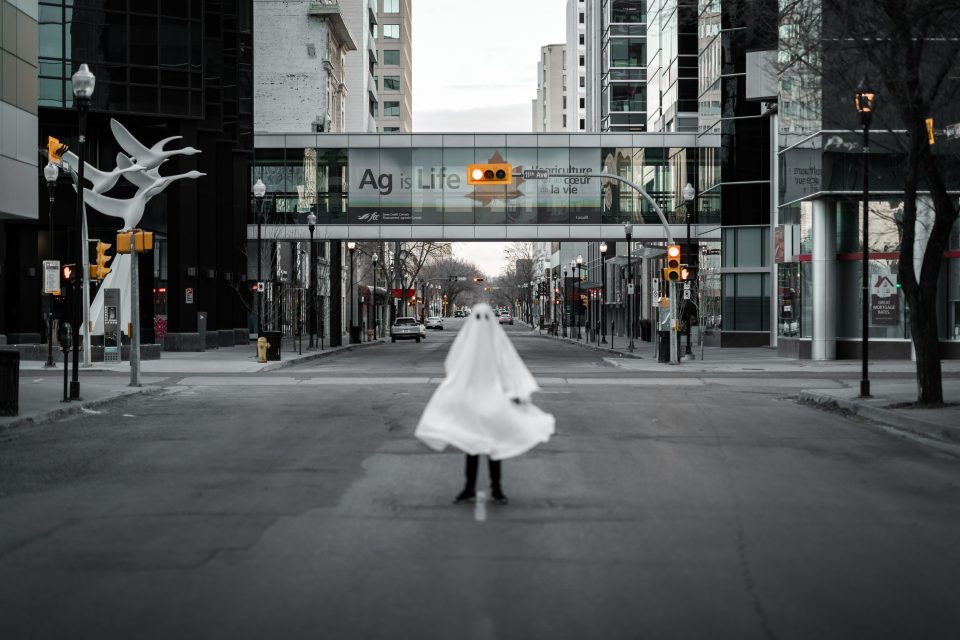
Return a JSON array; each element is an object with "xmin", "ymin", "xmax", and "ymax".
[
  {"xmin": 466, "ymin": 163, "xmax": 512, "ymax": 185},
  {"xmin": 61, "ymin": 263, "xmax": 75, "ymax": 286},
  {"xmin": 89, "ymin": 241, "xmax": 112, "ymax": 280},
  {"xmin": 663, "ymin": 244, "xmax": 682, "ymax": 282},
  {"xmin": 681, "ymin": 267, "xmax": 690, "ymax": 281},
  {"xmin": 47, "ymin": 136, "xmax": 68, "ymax": 164}
]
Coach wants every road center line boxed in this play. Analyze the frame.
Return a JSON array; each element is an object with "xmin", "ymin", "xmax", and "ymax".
[{"xmin": 475, "ymin": 490, "xmax": 487, "ymax": 522}]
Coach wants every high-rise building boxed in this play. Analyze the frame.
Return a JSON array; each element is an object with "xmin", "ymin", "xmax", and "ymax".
[
  {"xmin": 8, "ymin": 0, "xmax": 255, "ymax": 348},
  {"xmin": 532, "ymin": 44, "xmax": 566, "ymax": 132},
  {"xmin": 646, "ymin": 0, "xmax": 698, "ymax": 132},
  {"xmin": 0, "ymin": 1, "xmax": 39, "ymax": 342},
  {"xmin": 254, "ymin": 0, "xmax": 358, "ymax": 133},
  {"xmin": 565, "ymin": 0, "xmax": 587, "ymax": 131},
  {"xmin": 342, "ymin": 0, "xmax": 379, "ymax": 132},
  {"xmin": 375, "ymin": 0, "xmax": 411, "ymax": 132}
]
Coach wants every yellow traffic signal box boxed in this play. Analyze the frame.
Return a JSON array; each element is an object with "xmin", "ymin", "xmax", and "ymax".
[
  {"xmin": 663, "ymin": 244, "xmax": 683, "ymax": 282},
  {"xmin": 48, "ymin": 136, "xmax": 69, "ymax": 163},
  {"xmin": 116, "ymin": 230, "xmax": 155, "ymax": 254},
  {"xmin": 89, "ymin": 241, "xmax": 113, "ymax": 280},
  {"xmin": 466, "ymin": 163, "xmax": 512, "ymax": 185}
]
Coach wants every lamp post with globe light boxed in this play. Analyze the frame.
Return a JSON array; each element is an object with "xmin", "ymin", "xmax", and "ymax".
[
  {"xmin": 253, "ymin": 178, "xmax": 266, "ymax": 332},
  {"xmin": 44, "ymin": 161, "xmax": 59, "ymax": 368},
  {"xmin": 347, "ymin": 241, "xmax": 357, "ymax": 343},
  {"xmin": 575, "ymin": 255, "xmax": 584, "ymax": 340},
  {"xmin": 371, "ymin": 253, "xmax": 379, "ymax": 339},
  {"xmin": 600, "ymin": 241, "xmax": 608, "ymax": 344},
  {"xmin": 307, "ymin": 212, "xmax": 316, "ymax": 348},
  {"xmin": 69, "ymin": 64, "xmax": 95, "ymax": 400},
  {"xmin": 683, "ymin": 182, "xmax": 696, "ymax": 357},
  {"xmin": 624, "ymin": 221, "xmax": 635, "ymax": 352}
]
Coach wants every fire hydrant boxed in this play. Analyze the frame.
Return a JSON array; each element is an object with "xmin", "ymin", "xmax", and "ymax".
[{"xmin": 257, "ymin": 336, "xmax": 270, "ymax": 363}]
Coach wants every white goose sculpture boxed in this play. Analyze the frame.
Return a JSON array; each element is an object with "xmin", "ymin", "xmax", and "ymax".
[
  {"xmin": 110, "ymin": 118, "xmax": 200, "ymax": 169},
  {"xmin": 61, "ymin": 150, "xmax": 145, "ymax": 194}
]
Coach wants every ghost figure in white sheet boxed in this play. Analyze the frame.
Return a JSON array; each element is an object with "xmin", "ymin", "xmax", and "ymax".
[{"xmin": 415, "ymin": 303, "xmax": 556, "ymax": 460}]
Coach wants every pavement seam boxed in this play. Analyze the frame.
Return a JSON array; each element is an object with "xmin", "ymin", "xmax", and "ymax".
[{"xmin": 797, "ymin": 390, "xmax": 960, "ymax": 444}]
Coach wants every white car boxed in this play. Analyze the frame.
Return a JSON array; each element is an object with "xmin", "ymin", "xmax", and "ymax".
[
  {"xmin": 391, "ymin": 317, "xmax": 421, "ymax": 343},
  {"xmin": 425, "ymin": 316, "xmax": 444, "ymax": 330},
  {"xmin": 498, "ymin": 311, "xmax": 513, "ymax": 325}
]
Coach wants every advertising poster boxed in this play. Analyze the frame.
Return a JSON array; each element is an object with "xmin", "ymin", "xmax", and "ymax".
[
  {"xmin": 347, "ymin": 147, "xmax": 602, "ymax": 225},
  {"xmin": 870, "ymin": 274, "xmax": 899, "ymax": 325}
]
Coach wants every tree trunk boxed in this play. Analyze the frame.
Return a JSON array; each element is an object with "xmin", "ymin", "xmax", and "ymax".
[{"xmin": 910, "ymin": 286, "xmax": 943, "ymax": 404}]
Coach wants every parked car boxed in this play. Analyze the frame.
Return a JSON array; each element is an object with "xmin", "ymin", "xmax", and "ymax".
[
  {"xmin": 425, "ymin": 316, "xmax": 444, "ymax": 330},
  {"xmin": 498, "ymin": 311, "xmax": 513, "ymax": 325},
  {"xmin": 391, "ymin": 317, "xmax": 421, "ymax": 343},
  {"xmin": 454, "ymin": 310, "xmax": 464, "ymax": 318}
]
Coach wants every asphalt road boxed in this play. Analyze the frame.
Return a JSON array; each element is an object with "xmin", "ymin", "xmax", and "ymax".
[{"xmin": 2, "ymin": 319, "xmax": 959, "ymax": 639}]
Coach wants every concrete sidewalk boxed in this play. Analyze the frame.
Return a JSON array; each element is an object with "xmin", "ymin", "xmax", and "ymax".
[
  {"xmin": 2, "ymin": 337, "xmax": 380, "ymax": 431},
  {"xmin": 532, "ymin": 321, "xmax": 960, "ymax": 447}
]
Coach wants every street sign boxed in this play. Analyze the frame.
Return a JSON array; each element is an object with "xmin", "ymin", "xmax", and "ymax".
[
  {"xmin": 449, "ymin": 275, "xmax": 458, "ymax": 281},
  {"xmin": 185, "ymin": 287, "xmax": 194, "ymax": 304},
  {"xmin": 683, "ymin": 281, "xmax": 691, "ymax": 290},
  {"xmin": 683, "ymin": 289, "xmax": 691, "ymax": 300},
  {"xmin": 43, "ymin": 260, "xmax": 61, "ymax": 294},
  {"xmin": 522, "ymin": 169, "xmax": 549, "ymax": 179}
]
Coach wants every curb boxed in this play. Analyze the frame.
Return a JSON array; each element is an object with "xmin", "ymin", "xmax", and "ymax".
[
  {"xmin": 259, "ymin": 340, "xmax": 384, "ymax": 372},
  {"xmin": 0, "ymin": 385, "xmax": 161, "ymax": 432},
  {"xmin": 798, "ymin": 390, "xmax": 960, "ymax": 444},
  {"xmin": 535, "ymin": 330, "xmax": 645, "ymax": 359}
]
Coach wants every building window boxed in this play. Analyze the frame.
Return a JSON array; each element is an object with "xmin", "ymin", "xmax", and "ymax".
[
  {"xmin": 579, "ymin": 55, "xmax": 584, "ymax": 67},
  {"xmin": 579, "ymin": 118, "xmax": 585, "ymax": 129},
  {"xmin": 580, "ymin": 97, "xmax": 585, "ymax": 108},
  {"xmin": 383, "ymin": 24, "xmax": 399, "ymax": 39},
  {"xmin": 563, "ymin": 96, "xmax": 567, "ymax": 108},
  {"xmin": 579, "ymin": 12, "xmax": 584, "ymax": 23},
  {"xmin": 383, "ymin": 49, "xmax": 400, "ymax": 65},
  {"xmin": 383, "ymin": 0, "xmax": 400, "ymax": 13},
  {"xmin": 579, "ymin": 76, "xmax": 585, "ymax": 87},
  {"xmin": 579, "ymin": 34, "xmax": 584, "ymax": 45},
  {"xmin": 373, "ymin": 75, "xmax": 378, "ymax": 89},
  {"xmin": 384, "ymin": 126, "xmax": 401, "ymax": 131},
  {"xmin": 384, "ymin": 100, "xmax": 400, "ymax": 117},
  {"xmin": 563, "ymin": 115, "xmax": 567, "ymax": 127},
  {"xmin": 370, "ymin": 99, "xmax": 378, "ymax": 117},
  {"xmin": 383, "ymin": 75, "xmax": 400, "ymax": 91}
]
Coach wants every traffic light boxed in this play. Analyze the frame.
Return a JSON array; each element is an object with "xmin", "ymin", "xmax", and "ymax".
[
  {"xmin": 89, "ymin": 241, "xmax": 112, "ymax": 280},
  {"xmin": 926, "ymin": 117, "xmax": 935, "ymax": 145},
  {"xmin": 473, "ymin": 276, "xmax": 485, "ymax": 283},
  {"xmin": 466, "ymin": 163, "xmax": 512, "ymax": 185},
  {"xmin": 47, "ymin": 136, "xmax": 68, "ymax": 163},
  {"xmin": 61, "ymin": 263, "xmax": 76, "ymax": 287},
  {"xmin": 663, "ymin": 244, "xmax": 682, "ymax": 282}
]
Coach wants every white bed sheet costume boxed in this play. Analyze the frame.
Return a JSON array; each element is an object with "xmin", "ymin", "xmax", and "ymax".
[{"xmin": 415, "ymin": 303, "xmax": 556, "ymax": 460}]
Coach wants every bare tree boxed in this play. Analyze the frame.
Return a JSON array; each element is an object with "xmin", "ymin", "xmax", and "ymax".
[
  {"xmin": 419, "ymin": 256, "xmax": 484, "ymax": 315},
  {"xmin": 777, "ymin": 0, "xmax": 960, "ymax": 404}
]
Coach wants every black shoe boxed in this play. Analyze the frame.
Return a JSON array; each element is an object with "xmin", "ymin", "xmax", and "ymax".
[
  {"xmin": 491, "ymin": 488, "xmax": 509, "ymax": 505},
  {"xmin": 454, "ymin": 488, "xmax": 476, "ymax": 504}
]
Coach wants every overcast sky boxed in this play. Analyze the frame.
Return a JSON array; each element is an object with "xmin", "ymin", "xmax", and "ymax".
[{"xmin": 412, "ymin": 0, "xmax": 566, "ymax": 274}]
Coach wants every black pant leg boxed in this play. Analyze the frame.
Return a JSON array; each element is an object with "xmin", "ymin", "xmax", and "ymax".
[
  {"xmin": 464, "ymin": 454, "xmax": 479, "ymax": 490},
  {"xmin": 488, "ymin": 458, "xmax": 502, "ymax": 491}
]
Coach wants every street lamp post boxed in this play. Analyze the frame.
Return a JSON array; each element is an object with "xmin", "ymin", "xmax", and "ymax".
[
  {"xmin": 69, "ymin": 64, "xmax": 94, "ymax": 400},
  {"xmin": 599, "ymin": 241, "xmax": 608, "ymax": 344},
  {"xmin": 253, "ymin": 178, "xmax": 266, "ymax": 333},
  {"xmin": 624, "ymin": 222, "xmax": 635, "ymax": 352},
  {"xmin": 562, "ymin": 267, "xmax": 568, "ymax": 336},
  {"xmin": 575, "ymin": 255, "xmax": 583, "ymax": 340},
  {"xmin": 44, "ymin": 161, "xmax": 59, "ymax": 368},
  {"xmin": 855, "ymin": 81, "xmax": 876, "ymax": 398},
  {"xmin": 307, "ymin": 212, "xmax": 316, "ymax": 349},
  {"xmin": 683, "ymin": 182, "xmax": 696, "ymax": 357},
  {"xmin": 372, "ymin": 252, "xmax": 379, "ymax": 339},
  {"xmin": 347, "ymin": 241, "xmax": 357, "ymax": 343}
]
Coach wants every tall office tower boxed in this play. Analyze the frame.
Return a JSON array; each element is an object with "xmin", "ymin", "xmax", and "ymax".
[
  {"xmin": 532, "ymin": 44, "xmax": 566, "ymax": 132},
  {"xmin": 578, "ymin": 0, "xmax": 646, "ymax": 132},
  {"xmin": 26, "ymin": 0, "xmax": 254, "ymax": 348},
  {"xmin": 646, "ymin": 0, "xmax": 698, "ymax": 132},
  {"xmin": 0, "ymin": 1, "xmax": 38, "ymax": 343},
  {"xmin": 601, "ymin": 0, "xmax": 646, "ymax": 131},
  {"xmin": 565, "ymin": 0, "xmax": 587, "ymax": 131},
  {"xmin": 341, "ymin": 0, "xmax": 379, "ymax": 132},
  {"xmin": 254, "ymin": 0, "xmax": 358, "ymax": 133},
  {"xmin": 375, "ymin": 0, "xmax": 411, "ymax": 132},
  {"xmin": 697, "ymin": 0, "xmax": 776, "ymax": 347}
]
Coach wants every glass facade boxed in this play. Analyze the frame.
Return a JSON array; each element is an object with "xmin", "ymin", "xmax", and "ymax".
[{"xmin": 601, "ymin": 0, "xmax": 646, "ymax": 132}]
